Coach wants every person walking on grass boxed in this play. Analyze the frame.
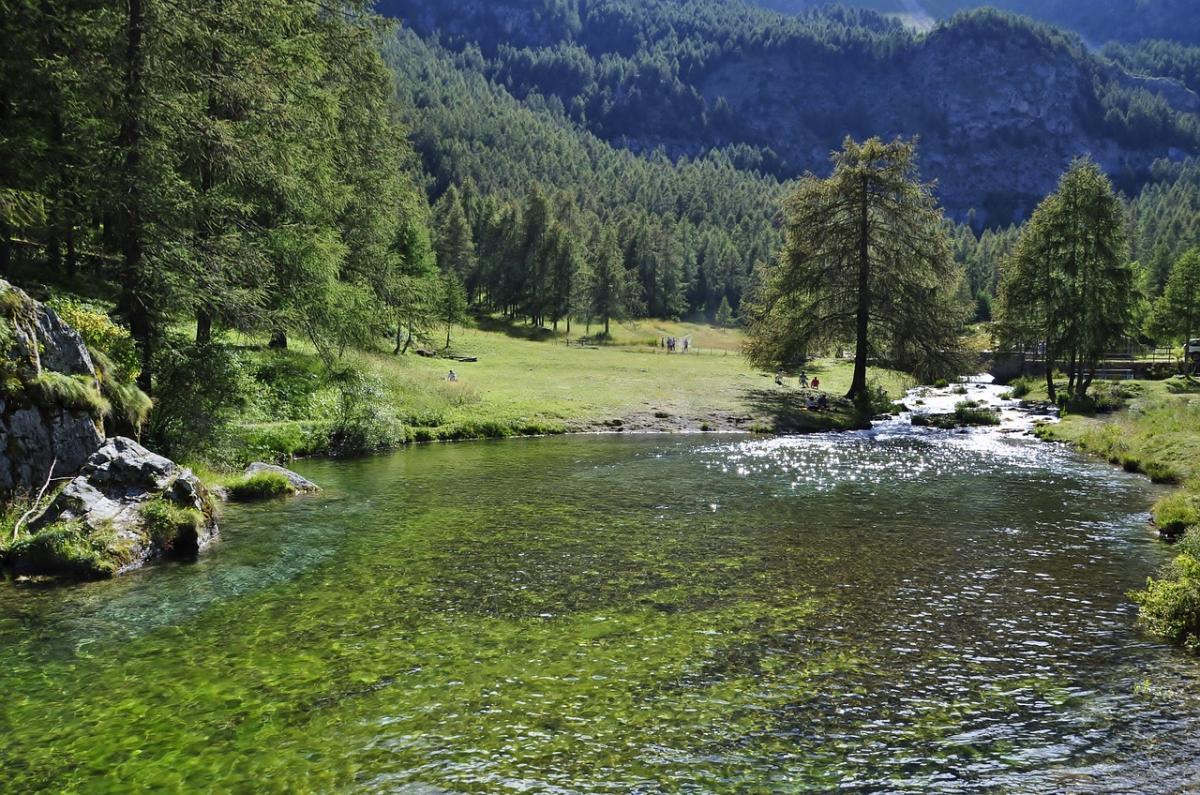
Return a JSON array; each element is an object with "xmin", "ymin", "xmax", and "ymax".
[{"xmin": 799, "ymin": 371, "xmax": 809, "ymax": 389}]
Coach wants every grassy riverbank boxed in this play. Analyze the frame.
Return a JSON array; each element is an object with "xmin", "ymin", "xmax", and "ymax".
[
  {"xmin": 1031, "ymin": 375, "xmax": 1200, "ymax": 650},
  {"xmin": 206, "ymin": 318, "xmax": 910, "ymax": 468}
]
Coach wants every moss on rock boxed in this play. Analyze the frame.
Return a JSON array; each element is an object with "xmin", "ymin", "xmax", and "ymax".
[{"xmin": 227, "ymin": 471, "xmax": 296, "ymax": 502}]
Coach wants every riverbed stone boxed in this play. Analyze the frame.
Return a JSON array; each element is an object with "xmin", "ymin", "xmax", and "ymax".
[
  {"xmin": 12, "ymin": 437, "xmax": 219, "ymax": 580},
  {"xmin": 243, "ymin": 462, "xmax": 321, "ymax": 493}
]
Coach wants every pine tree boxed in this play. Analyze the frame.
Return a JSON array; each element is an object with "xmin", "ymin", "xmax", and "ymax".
[
  {"xmin": 998, "ymin": 158, "xmax": 1135, "ymax": 401},
  {"xmin": 439, "ymin": 271, "xmax": 468, "ymax": 349},
  {"xmin": 715, "ymin": 296, "xmax": 735, "ymax": 328},
  {"xmin": 745, "ymin": 137, "xmax": 969, "ymax": 399},
  {"xmin": 1149, "ymin": 248, "xmax": 1200, "ymax": 372},
  {"xmin": 590, "ymin": 229, "xmax": 629, "ymax": 337},
  {"xmin": 434, "ymin": 186, "xmax": 477, "ymax": 284}
]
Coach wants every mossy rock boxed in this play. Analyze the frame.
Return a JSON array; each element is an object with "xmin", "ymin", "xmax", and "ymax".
[
  {"xmin": 8, "ymin": 438, "xmax": 219, "ymax": 582},
  {"xmin": 228, "ymin": 471, "xmax": 296, "ymax": 502}
]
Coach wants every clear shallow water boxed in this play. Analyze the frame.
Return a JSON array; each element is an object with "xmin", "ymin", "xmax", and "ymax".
[{"xmin": 2, "ymin": 430, "xmax": 1199, "ymax": 793}]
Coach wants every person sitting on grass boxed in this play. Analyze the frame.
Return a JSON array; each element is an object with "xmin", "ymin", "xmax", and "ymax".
[
  {"xmin": 810, "ymin": 377, "xmax": 820, "ymax": 391},
  {"xmin": 448, "ymin": 370, "xmax": 458, "ymax": 382},
  {"xmin": 775, "ymin": 370, "xmax": 785, "ymax": 386}
]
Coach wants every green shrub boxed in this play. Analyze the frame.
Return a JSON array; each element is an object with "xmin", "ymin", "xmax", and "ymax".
[
  {"xmin": 228, "ymin": 471, "xmax": 296, "ymax": 502},
  {"xmin": 231, "ymin": 421, "xmax": 331, "ymax": 464},
  {"xmin": 447, "ymin": 419, "xmax": 513, "ymax": 440},
  {"xmin": 955, "ymin": 400, "xmax": 1001, "ymax": 426},
  {"xmin": 147, "ymin": 339, "xmax": 256, "ymax": 461},
  {"xmin": 48, "ymin": 297, "xmax": 140, "ymax": 382},
  {"xmin": 139, "ymin": 500, "xmax": 204, "ymax": 551},
  {"xmin": 1144, "ymin": 461, "xmax": 1182, "ymax": 485},
  {"xmin": 1154, "ymin": 492, "xmax": 1200, "ymax": 537},
  {"xmin": 857, "ymin": 380, "xmax": 896, "ymax": 417},
  {"xmin": 1008, "ymin": 377, "xmax": 1034, "ymax": 399},
  {"xmin": 326, "ymin": 368, "xmax": 406, "ymax": 456},
  {"xmin": 250, "ymin": 353, "xmax": 327, "ymax": 421},
  {"xmin": 7, "ymin": 521, "xmax": 134, "ymax": 580},
  {"xmin": 1133, "ymin": 546, "xmax": 1200, "ymax": 653},
  {"xmin": 933, "ymin": 379, "xmax": 949, "ymax": 389}
]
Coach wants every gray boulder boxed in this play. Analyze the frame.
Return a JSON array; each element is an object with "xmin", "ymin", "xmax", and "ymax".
[
  {"xmin": 13, "ymin": 438, "xmax": 218, "ymax": 580},
  {"xmin": 243, "ymin": 462, "xmax": 321, "ymax": 494},
  {"xmin": 0, "ymin": 280, "xmax": 106, "ymax": 495}
]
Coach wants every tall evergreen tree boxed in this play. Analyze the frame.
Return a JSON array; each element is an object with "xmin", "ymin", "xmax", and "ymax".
[
  {"xmin": 1149, "ymin": 247, "xmax": 1200, "ymax": 372},
  {"xmin": 745, "ymin": 137, "xmax": 968, "ymax": 400},
  {"xmin": 997, "ymin": 158, "xmax": 1135, "ymax": 401},
  {"xmin": 589, "ymin": 229, "xmax": 629, "ymax": 337},
  {"xmin": 434, "ymin": 186, "xmax": 477, "ymax": 283}
]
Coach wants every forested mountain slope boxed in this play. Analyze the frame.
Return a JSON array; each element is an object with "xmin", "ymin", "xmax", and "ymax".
[
  {"xmin": 754, "ymin": 0, "xmax": 1200, "ymax": 46},
  {"xmin": 384, "ymin": 30, "xmax": 784, "ymax": 318},
  {"xmin": 380, "ymin": 0, "xmax": 1200, "ymax": 226}
]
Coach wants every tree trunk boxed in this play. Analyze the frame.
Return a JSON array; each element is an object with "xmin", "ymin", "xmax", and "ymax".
[
  {"xmin": 393, "ymin": 324, "xmax": 403, "ymax": 355},
  {"xmin": 604, "ymin": 315, "xmax": 610, "ymax": 337},
  {"xmin": 269, "ymin": 329, "xmax": 288, "ymax": 350},
  {"xmin": 120, "ymin": 0, "xmax": 150, "ymax": 395},
  {"xmin": 196, "ymin": 311, "xmax": 213, "ymax": 345},
  {"xmin": 848, "ymin": 177, "xmax": 871, "ymax": 401},
  {"xmin": 1045, "ymin": 359, "xmax": 1057, "ymax": 404},
  {"xmin": 65, "ymin": 228, "xmax": 77, "ymax": 279}
]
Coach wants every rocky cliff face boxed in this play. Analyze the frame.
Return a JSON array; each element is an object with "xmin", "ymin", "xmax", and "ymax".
[
  {"xmin": 0, "ymin": 280, "xmax": 105, "ymax": 495},
  {"xmin": 702, "ymin": 21, "xmax": 1187, "ymax": 225}
]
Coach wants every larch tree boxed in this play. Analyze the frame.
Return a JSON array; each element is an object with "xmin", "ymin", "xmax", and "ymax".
[
  {"xmin": 1149, "ymin": 247, "xmax": 1200, "ymax": 372},
  {"xmin": 589, "ymin": 229, "xmax": 629, "ymax": 337},
  {"xmin": 744, "ymin": 137, "xmax": 969, "ymax": 401},
  {"xmin": 997, "ymin": 158, "xmax": 1135, "ymax": 402},
  {"xmin": 439, "ymin": 271, "xmax": 468, "ymax": 349},
  {"xmin": 434, "ymin": 186, "xmax": 477, "ymax": 283}
]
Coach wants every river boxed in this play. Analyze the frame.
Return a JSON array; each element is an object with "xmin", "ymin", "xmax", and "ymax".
[{"xmin": 1, "ymin": 408, "xmax": 1199, "ymax": 792}]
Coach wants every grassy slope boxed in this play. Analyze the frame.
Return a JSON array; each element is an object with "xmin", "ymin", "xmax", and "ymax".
[
  {"xmin": 232, "ymin": 318, "xmax": 913, "ymax": 454},
  {"xmin": 1032, "ymin": 378, "xmax": 1200, "ymax": 486}
]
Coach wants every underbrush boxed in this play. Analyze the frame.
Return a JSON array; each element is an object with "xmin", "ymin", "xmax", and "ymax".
[{"xmin": 1134, "ymin": 522, "xmax": 1200, "ymax": 653}]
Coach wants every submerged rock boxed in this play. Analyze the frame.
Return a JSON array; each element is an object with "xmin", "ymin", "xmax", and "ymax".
[
  {"xmin": 243, "ymin": 463, "xmax": 320, "ymax": 494},
  {"xmin": 11, "ymin": 438, "xmax": 218, "ymax": 580}
]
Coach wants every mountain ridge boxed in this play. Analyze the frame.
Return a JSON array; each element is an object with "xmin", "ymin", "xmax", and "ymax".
[{"xmin": 381, "ymin": 0, "xmax": 1200, "ymax": 226}]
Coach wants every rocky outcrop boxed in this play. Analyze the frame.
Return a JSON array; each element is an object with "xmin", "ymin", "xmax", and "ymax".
[
  {"xmin": 11, "ymin": 438, "xmax": 218, "ymax": 580},
  {"xmin": 243, "ymin": 463, "xmax": 321, "ymax": 494},
  {"xmin": 0, "ymin": 280, "xmax": 106, "ymax": 495}
]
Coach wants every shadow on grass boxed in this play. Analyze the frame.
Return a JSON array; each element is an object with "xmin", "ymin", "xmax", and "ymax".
[
  {"xmin": 741, "ymin": 387, "xmax": 866, "ymax": 433},
  {"xmin": 473, "ymin": 315, "xmax": 560, "ymax": 342}
]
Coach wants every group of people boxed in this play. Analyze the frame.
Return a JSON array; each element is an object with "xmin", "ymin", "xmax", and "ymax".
[
  {"xmin": 663, "ymin": 337, "xmax": 689, "ymax": 353},
  {"xmin": 774, "ymin": 370, "xmax": 820, "ymax": 391},
  {"xmin": 774, "ymin": 369, "xmax": 828, "ymax": 410}
]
